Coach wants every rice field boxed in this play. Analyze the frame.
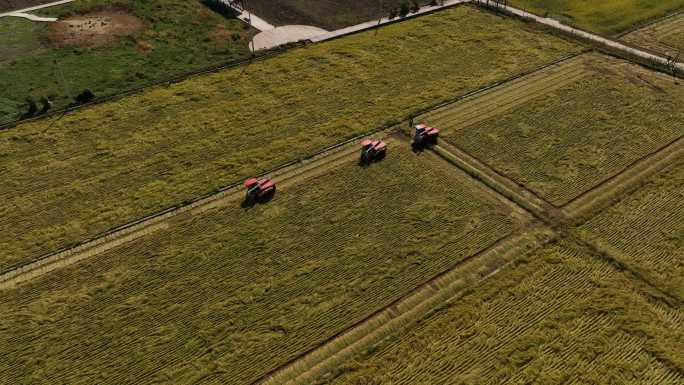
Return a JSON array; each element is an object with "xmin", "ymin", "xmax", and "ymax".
[
  {"xmin": 0, "ymin": 144, "xmax": 527, "ymax": 385},
  {"xmin": 420, "ymin": 54, "xmax": 684, "ymax": 207},
  {"xmin": 0, "ymin": 5, "xmax": 582, "ymax": 270},
  {"xmin": 578, "ymin": 160, "xmax": 684, "ymax": 302},
  {"xmin": 623, "ymin": 12, "xmax": 684, "ymax": 57},
  {"xmin": 509, "ymin": 0, "xmax": 684, "ymax": 35},
  {"xmin": 321, "ymin": 242, "xmax": 684, "ymax": 385}
]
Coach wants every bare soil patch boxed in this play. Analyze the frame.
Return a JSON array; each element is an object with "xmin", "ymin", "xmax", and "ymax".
[{"xmin": 49, "ymin": 10, "xmax": 143, "ymax": 48}]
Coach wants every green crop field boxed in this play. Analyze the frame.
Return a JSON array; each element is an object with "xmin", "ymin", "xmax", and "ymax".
[
  {"xmin": 0, "ymin": 0, "xmax": 253, "ymax": 124},
  {"xmin": 578, "ymin": 160, "xmax": 684, "ymax": 302},
  {"xmin": 0, "ymin": 143, "xmax": 526, "ymax": 385},
  {"xmin": 421, "ymin": 54, "xmax": 684, "ymax": 207},
  {"xmin": 322, "ymin": 242, "xmax": 684, "ymax": 384},
  {"xmin": 247, "ymin": 0, "xmax": 430, "ymax": 30},
  {"xmin": 0, "ymin": 5, "xmax": 582, "ymax": 270},
  {"xmin": 509, "ymin": 0, "xmax": 684, "ymax": 35},
  {"xmin": 623, "ymin": 12, "xmax": 684, "ymax": 56}
]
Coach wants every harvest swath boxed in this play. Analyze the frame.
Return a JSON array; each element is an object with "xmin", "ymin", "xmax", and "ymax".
[
  {"xmin": 0, "ymin": 144, "xmax": 527, "ymax": 385},
  {"xmin": 420, "ymin": 54, "xmax": 684, "ymax": 206},
  {"xmin": 578, "ymin": 160, "xmax": 684, "ymax": 301},
  {"xmin": 0, "ymin": 5, "xmax": 582, "ymax": 269},
  {"xmin": 623, "ymin": 12, "xmax": 684, "ymax": 56},
  {"xmin": 324, "ymin": 242, "xmax": 684, "ymax": 385}
]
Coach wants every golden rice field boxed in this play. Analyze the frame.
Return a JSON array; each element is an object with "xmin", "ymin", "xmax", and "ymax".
[
  {"xmin": 0, "ymin": 4, "xmax": 582, "ymax": 270},
  {"xmin": 578, "ymin": 159, "xmax": 684, "ymax": 302},
  {"xmin": 0, "ymin": 144, "xmax": 527, "ymax": 385},
  {"xmin": 321, "ymin": 242, "xmax": 684, "ymax": 385},
  {"xmin": 420, "ymin": 54, "xmax": 684, "ymax": 206}
]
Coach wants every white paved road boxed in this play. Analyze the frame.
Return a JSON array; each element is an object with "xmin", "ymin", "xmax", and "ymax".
[
  {"xmin": 0, "ymin": 0, "xmax": 73, "ymax": 19},
  {"xmin": 482, "ymin": 1, "xmax": 684, "ymax": 73}
]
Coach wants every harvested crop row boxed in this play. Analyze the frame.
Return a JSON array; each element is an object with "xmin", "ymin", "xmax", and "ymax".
[
  {"xmin": 623, "ymin": 12, "xmax": 684, "ymax": 56},
  {"xmin": 0, "ymin": 5, "xmax": 582, "ymax": 269},
  {"xmin": 578, "ymin": 159, "xmax": 684, "ymax": 301},
  {"xmin": 427, "ymin": 54, "xmax": 684, "ymax": 206},
  {"xmin": 0, "ymin": 144, "xmax": 526, "ymax": 385},
  {"xmin": 322, "ymin": 242, "xmax": 684, "ymax": 385}
]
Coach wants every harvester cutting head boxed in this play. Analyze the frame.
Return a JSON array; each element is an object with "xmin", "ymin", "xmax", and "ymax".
[
  {"xmin": 413, "ymin": 124, "xmax": 440, "ymax": 147},
  {"xmin": 360, "ymin": 138, "xmax": 387, "ymax": 165},
  {"xmin": 244, "ymin": 177, "xmax": 276, "ymax": 205}
]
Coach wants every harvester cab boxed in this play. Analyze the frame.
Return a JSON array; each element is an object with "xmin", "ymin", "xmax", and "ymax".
[
  {"xmin": 360, "ymin": 138, "xmax": 387, "ymax": 165},
  {"xmin": 244, "ymin": 177, "xmax": 276, "ymax": 205},
  {"xmin": 413, "ymin": 124, "xmax": 440, "ymax": 148}
]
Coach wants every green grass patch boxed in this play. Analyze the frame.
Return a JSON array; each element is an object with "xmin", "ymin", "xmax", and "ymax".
[
  {"xmin": 323, "ymin": 242, "xmax": 684, "ymax": 384},
  {"xmin": 429, "ymin": 54, "xmax": 684, "ymax": 206},
  {"xmin": 0, "ymin": 145, "xmax": 523, "ymax": 385},
  {"xmin": 0, "ymin": 0, "xmax": 253, "ymax": 123},
  {"xmin": 510, "ymin": 0, "xmax": 684, "ymax": 35},
  {"xmin": 0, "ymin": 5, "xmax": 582, "ymax": 269}
]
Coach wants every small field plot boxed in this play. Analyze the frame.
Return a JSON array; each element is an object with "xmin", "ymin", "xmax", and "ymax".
[
  {"xmin": 509, "ymin": 0, "xmax": 684, "ymax": 35},
  {"xmin": 324, "ymin": 242, "xmax": 684, "ymax": 385},
  {"xmin": 0, "ymin": 144, "xmax": 527, "ymax": 385},
  {"xmin": 0, "ymin": 5, "xmax": 581, "ymax": 269},
  {"xmin": 246, "ymin": 0, "xmax": 429, "ymax": 30},
  {"xmin": 578, "ymin": 160, "xmax": 684, "ymax": 301},
  {"xmin": 421, "ymin": 54, "xmax": 684, "ymax": 206},
  {"xmin": 623, "ymin": 12, "xmax": 684, "ymax": 57}
]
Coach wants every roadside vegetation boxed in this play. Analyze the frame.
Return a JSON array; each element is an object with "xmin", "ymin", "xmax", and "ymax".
[
  {"xmin": 0, "ymin": 0, "xmax": 253, "ymax": 124},
  {"xmin": 322, "ymin": 242, "xmax": 684, "ymax": 384},
  {"xmin": 423, "ymin": 54, "xmax": 684, "ymax": 206},
  {"xmin": 509, "ymin": 0, "xmax": 684, "ymax": 35},
  {"xmin": 0, "ymin": 145, "xmax": 524, "ymax": 385},
  {"xmin": 0, "ymin": 5, "xmax": 582, "ymax": 270}
]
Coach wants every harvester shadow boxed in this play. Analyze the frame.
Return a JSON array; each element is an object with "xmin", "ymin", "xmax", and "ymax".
[{"xmin": 241, "ymin": 189, "xmax": 276, "ymax": 208}]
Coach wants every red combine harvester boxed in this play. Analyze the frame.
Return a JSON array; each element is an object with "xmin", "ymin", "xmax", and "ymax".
[
  {"xmin": 360, "ymin": 138, "xmax": 387, "ymax": 165},
  {"xmin": 413, "ymin": 124, "xmax": 440, "ymax": 147},
  {"xmin": 244, "ymin": 177, "xmax": 276, "ymax": 205}
]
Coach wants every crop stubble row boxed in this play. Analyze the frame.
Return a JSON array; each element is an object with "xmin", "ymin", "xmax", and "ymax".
[{"xmin": 0, "ymin": 146, "xmax": 524, "ymax": 385}]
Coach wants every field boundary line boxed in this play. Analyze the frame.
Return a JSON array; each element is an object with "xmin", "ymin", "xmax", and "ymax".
[
  {"xmin": 562, "ymin": 135, "xmax": 684, "ymax": 224},
  {"xmin": 617, "ymin": 8, "xmax": 684, "ymax": 38},
  {"xmin": 472, "ymin": 1, "xmax": 684, "ymax": 78},
  {"xmin": 254, "ymin": 225, "xmax": 555, "ymax": 385},
  {"xmin": 2, "ymin": 50, "xmax": 587, "ymax": 275},
  {"xmin": 0, "ymin": 128, "xmax": 403, "ymax": 288},
  {"xmin": 427, "ymin": 141, "xmax": 562, "ymax": 225},
  {"xmin": 0, "ymin": 44, "xmax": 303, "ymax": 130},
  {"xmin": 574, "ymin": 233, "xmax": 683, "ymax": 307}
]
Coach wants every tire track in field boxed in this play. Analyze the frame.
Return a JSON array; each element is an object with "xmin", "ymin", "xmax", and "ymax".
[
  {"xmin": 254, "ymin": 225, "xmax": 555, "ymax": 385},
  {"xmin": 428, "ymin": 140, "xmax": 562, "ymax": 225},
  {"xmin": 0, "ymin": 134, "xmax": 392, "ymax": 290}
]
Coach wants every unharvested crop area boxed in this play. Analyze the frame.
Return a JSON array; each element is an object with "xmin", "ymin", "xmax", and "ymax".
[
  {"xmin": 323, "ymin": 242, "xmax": 684, "ymax": 384},
  {"xmin": 0, "ymin": 0, "xmax": 253, "ymax": 123},
  {"xmin": 578, "ymin": 160, "xmax": 684, "ymax": 302},
  {"xmin": 247, "ymin": 0, "xmax": 429, "ymax": 30},
  {"xmin": 0, "ymin": 144, "xmax": 525, "ymax": 384},
  {"xmin": 0, "ymin": 5, "xmax": 582, "ymax": 269},
  {"xmin": 623, "ymin": 12, "xmax": 684, "ymax": 56},
  {"xmin": 509, "ymin": 0, "xmax": 684, "ymax": 35},
  {"xmin": 421, "ymin": 54, "xmax": 684, "ymax": 206}
]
